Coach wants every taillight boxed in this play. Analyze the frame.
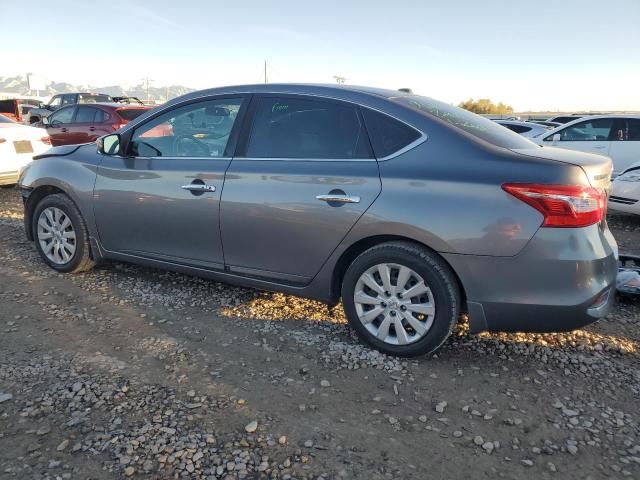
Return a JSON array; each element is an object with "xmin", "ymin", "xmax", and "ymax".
[
  {"xmin": 502, "ymin": 183, "xmax": 606, "ymax": 228},
  {"xmin": 41, "ymin": 136, "xmax": 51, "ymax": 145}
]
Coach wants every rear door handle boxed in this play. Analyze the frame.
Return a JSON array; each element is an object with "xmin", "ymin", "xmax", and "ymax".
[
  {"xmin": 316, "ymin": 194, "xmax": 360, "ymax": 204},
  {"xmin": 182, "ymin": 184, "xmax": 216, "ymax": 192},
  {"xmin": 593, "ymin": 146, "xmax": 607, "ymax": 149},
  {"xmin": 61, "ymin": 127, "xmax": 67, "ymax": 132},
  {"xmin": 89, "ymin": 126, "xmax": 96, "ymax": 131}
]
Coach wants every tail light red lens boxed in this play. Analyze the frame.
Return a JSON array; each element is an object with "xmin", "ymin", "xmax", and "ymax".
[
  {"xmin": 502, "ymin": 183, "xmax": 606, "ymax": 228},
  {"xmin": 40, "ymin": 136, "xmax": 51, "ymax": 145}
]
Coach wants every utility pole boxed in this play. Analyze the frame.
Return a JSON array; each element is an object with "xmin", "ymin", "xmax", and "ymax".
[
  {"xmin": 264, "ymin": 61, "xmax": 268, "ymax": 84},
  {"xmin": 142, "ymin": 77, "xmax": 154, "ymax": 103}
]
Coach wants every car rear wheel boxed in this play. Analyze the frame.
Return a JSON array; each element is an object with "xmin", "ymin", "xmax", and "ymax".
[
  {"xmin": 341, "ymin": 241, "xmax": 460, "ymax": 357},
  {"xmin": 32, "ymin": 194, "xmax": 95, "ymax": 273}
]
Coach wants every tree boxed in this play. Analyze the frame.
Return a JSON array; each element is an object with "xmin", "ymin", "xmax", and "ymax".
[{"xmin": 458, "ymin": 98, "xmax": 514, "ymax": 114}]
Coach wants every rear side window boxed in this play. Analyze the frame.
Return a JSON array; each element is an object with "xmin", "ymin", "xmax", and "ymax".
[
  {"xmin": 553, "ymin": 118, "xmax": 614, "ymax": 142},
  {"xmin": 61, "ymin": 95, "xmax": 76, "ymax": 106},
  {"xmin": 614, "ymin": 119, "xmax": 640, "ymax": 141},
  {"xmin": 361, "ymin": 108, "xmax": 421, "ymax": 158},
  {"xmin": 395, "ymin": 95, "xmax": 534, "ymax": 149},
  {"xmin": 0, "ymin": 100, "xmax": 15, "ymax": 114},
  {"xmin": 246, "ymin": 96, "xmax": 371, "ymax": 159},
  {"xmin": 74, "ymin": 106, "xmax": 100, "ymax": 123},
  {"xmin": 78, "ymin": 93, "xmax": 112, "ymax": 104},
  {"xmin": 117, "ymin": 108, "xmax": 148, "ymax": 121}
]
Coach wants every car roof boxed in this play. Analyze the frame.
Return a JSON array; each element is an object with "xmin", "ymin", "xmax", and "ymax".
[{"xmin": 170, "ymin": 83, "xmax": 410, "ymax": 106}]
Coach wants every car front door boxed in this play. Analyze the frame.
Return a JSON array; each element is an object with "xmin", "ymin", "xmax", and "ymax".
[
  {"xmin": 608, "ymin": 118, "xmax": 640, "ymax": 174},
  {"xmin": 220, "ymin": 94, "xmax": 381, "ymax": 285},
  {"xmin": 93, "ymin": 96, "xmax": 247, "ymax": 269},
  {"xmin": 542, "ymin": 118, "xmax": 614, "ymax": 161},
  {"xmin": 46, "ymin": 106, "xmax": 76, "ymax": 146}
]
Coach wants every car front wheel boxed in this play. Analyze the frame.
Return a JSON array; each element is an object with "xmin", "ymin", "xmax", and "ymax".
[
  {"xmin": 32, "ymin": 194, "xmax": 95, "ymax": 273},
  {"xmin": 341, "ymin": 241, "xmax": 460, "ymax": 357}
]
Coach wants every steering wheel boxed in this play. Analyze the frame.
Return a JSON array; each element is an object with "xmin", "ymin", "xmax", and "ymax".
[{"xmin": 173, "ymin": 134, "xmax": 210, "ymax": 157}]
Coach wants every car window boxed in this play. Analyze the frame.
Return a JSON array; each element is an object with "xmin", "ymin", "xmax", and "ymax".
[
  {"xmin": 501, "ymin": 123, "xmax": 531, "ymax": 134},
  {"xmin": 48, "ymin": 96, "xmax": 62, "ymax": 107},
  {"xmin": 61, "ymin": 95, "xmax": 76, "ymax": 106},
  {"xmin": 78, "ymin": 93, "xmax": 112, "ymax": 104},
  {"xmin": 394, "ymin": 95, "xmax": 534, "ymax": 149},
  {"xmin": 74, "ymin": 106, "xmax": 101, "ymax": 123},
  {"xmin": 361, "ymin": 108, "xmax": 421, "ymax": 158},
  {"xmin": 0, "ymin": 100, "xmax": 15, "ymax": 114},
  {"xmin": 553, "ymin": 118, "xmax": 615, "ymax": 142},
  {"xmin": 49, "ymin": 107, "xmax": 75, "ymax": 124},
  {"xmin": 116, "ymin": 108, "xmax": 149, "ymax": 121},
  {"xmin": 130, "ymin": 98, "xmax": 243, "ymax": 158},
  {"xmin": 613, "ymin": 119, "xmax": 640, "ymax": 141},
  {"xmin": 247, "ymin": 96, "xmax": 371, "ymax": 159}
]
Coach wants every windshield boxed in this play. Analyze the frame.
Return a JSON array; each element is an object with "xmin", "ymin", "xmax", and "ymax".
[{"xmin": 393, "ymin": 95, "xmax": 535, "ymax": 149}]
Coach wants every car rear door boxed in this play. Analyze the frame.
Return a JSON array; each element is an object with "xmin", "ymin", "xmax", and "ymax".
[
  {"xmin": 93, "ymin": 95, "xmax": 247, "ymax": 269},
  {"xmin": 608, "ymin": 118, "xmax": 640, "ymax": 174},
  {"xmin": 219, "ymin": 94, "xmax": 381, "ymax": 285},
  {"xmin": 70, "ymin": 106, "xmax": 108, "ymax": 144}
]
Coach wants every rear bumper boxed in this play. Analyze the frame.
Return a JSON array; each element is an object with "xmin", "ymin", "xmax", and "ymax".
[
  {"xmin": 444, "ymin": 224, "xmax": 618, "ymax": 333},
  {"xmin": 0, "ymin": 171, "xmax": 20, "ymax": 186}
]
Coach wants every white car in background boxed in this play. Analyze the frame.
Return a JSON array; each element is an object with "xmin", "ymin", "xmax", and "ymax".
[
  {"xmin": 535, "ymin": 115, "xmax": 640, "ymax": 175},
  {"xmin": 0, "ymin": 116, "xmax": 51, "ymax": 185},
  {"xmin": 494, "ymin": 120, "xmax": 551, "ymax": 139},
  {"xmin": 609, "ymin": 162, "xmax": 640, "ymax": 215}
]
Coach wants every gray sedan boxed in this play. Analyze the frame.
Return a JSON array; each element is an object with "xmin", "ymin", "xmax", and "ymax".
[{"xmin": 18, "ymin": 84, "xmax": 618, "ymax": 357}]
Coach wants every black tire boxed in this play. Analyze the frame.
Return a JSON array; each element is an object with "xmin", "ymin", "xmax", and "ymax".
[
  {"xmin": 341, "ymin": 241, "xmax": 460, "ymax": 357},
  {"xmin": 32, "ymin": 194, "xmax": 95, "ymax": 273}
]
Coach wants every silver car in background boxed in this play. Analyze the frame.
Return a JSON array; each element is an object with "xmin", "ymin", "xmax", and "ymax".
[{"xmin": 18, "ymin": 84, "xmax": 617, "ymax": 357}]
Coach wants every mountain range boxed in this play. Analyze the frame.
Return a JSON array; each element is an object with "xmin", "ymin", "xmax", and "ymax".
[{"xmin": 0, "ymin": 75, "xmax": 195, "ymax": 102}]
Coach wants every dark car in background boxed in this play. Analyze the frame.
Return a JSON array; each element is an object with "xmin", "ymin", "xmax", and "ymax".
[
  {"xmin": 18, "ymin": 84, "xmax": 617, "ymax": 357},
  {"xmin": 40, "ymin": 103, "xmax": 152, "ymax": 146}
]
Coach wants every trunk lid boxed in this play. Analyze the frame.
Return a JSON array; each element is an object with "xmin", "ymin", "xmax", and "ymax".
[{"xmin": 511, "ymin": 146, "xmax": 613, "ymax": 190}]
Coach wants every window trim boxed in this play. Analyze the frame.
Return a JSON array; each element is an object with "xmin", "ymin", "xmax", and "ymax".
[
  {"xmin": 123, "ymin": 94, "xmax": 249, "ymax": 159},
  {"xmin": 236, "ymin": 93, "xmax": 377, "ymax": 162},
  {"xmin": 360, "ymin": 106, "xmax": 426, "ymax": 161}
]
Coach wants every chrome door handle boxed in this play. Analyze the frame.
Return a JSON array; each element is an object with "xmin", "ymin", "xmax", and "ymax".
[
  {"xmin": 182, "ymin": 184, "xmax": 216, "ymax": 192},
  {"xmin": 316, "ymin": 194, "xmax": 360, "ymax": 204},
  {"xmin": 593, "ymin": 146, "xmax": 607, "ymax": 149}
]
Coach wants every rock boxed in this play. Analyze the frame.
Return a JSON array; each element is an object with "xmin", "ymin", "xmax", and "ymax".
[
  {"xmin": 56, "ymin": 439, "xmax": 70, "ymax": 451},
  {"xmin": 474, "ymin": 436, "xmax": 484, "ymax": 446},
  {"xmin": 124, "ymin": 466, "xmax": 135, "ymax": 476},
  {"xmin": 186, "ymin": 390, "xmax": 196, "ymax": 397},
  {"xmin": 320, "ymin": 380, "xmax": 331, "ymax": 388},
  {"xmin": 36, "ymin": 425, "xmax": 51, "ymax": 435},
  {"xmin": 567, "ymin": 444, "xmax": 578, "ymax": 455},
  {"xmin": 435, "ymin": 401, "xmax": 447, "ymax": 413},
  {"xmin": 304, "ymin": 440, "xmax": 313, "ymax": 448},
  {"xmin": 418, "ymin": 415, "xmax": 427, "ymax": 423},
  {"xmin": 521, "ymin": 459, "xmax": 534, "ymax": 467},
  {"xmin": 453, "ymin": 431, "xmax": 463, "ymax": 438},
  {"xmin": 482, "ymin": 442, "xmax": 494, "ymax": 453},
  {"xmin": 0, "ymin": 393, "xmax": 12, "ymax": 403},
  {"xmin": 548, "ymin": 462, "xmax": 557, "ymax": 472},
  {"xmin": 245, "ymin": 420, "xmax": 258, "ymax": 433},
  {"xmin": 279, "ymin": 435, "xmax": 287, "ymax": 445}
]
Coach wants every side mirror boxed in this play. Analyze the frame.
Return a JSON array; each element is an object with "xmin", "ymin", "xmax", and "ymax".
[
  {"xmin": 98, "ymin": 134, "xmax": 121, "ymax": 155},
  {"xmin": 552, "ymin": 133, "xmax": 561, "ymax": 144}
]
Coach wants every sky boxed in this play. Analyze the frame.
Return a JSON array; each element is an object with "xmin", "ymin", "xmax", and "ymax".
[{"xmin": 1, "ymin": 0, "xmax": 639, "ymax": 111}]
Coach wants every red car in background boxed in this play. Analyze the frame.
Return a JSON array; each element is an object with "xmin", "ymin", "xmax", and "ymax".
[{"xmin": 40, "ymin": 103, "xmax": 160, "ymax": 146}]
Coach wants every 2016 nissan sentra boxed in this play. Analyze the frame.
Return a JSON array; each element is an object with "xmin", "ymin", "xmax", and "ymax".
[{"xmin": 17, "ymin": 84, "xmax": 618, "ymax": 357}]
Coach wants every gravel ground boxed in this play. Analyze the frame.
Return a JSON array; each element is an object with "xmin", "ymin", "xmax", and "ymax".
[{"xmin": 0, "ymin": 185, "xmax": 639, "ymax": 480}]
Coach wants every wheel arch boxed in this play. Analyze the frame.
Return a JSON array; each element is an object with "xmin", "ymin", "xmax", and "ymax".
[
  {"xmin": 24, "ymin": 185, "xmax": 68, "ymax": 241},
  {"xmin": 331, "ymin": 235, "xmax": 468, "ymax": 311}
]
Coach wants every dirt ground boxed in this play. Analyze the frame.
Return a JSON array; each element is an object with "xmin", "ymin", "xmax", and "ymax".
[{"xmin": 0, "ymin": 186, "xmax": 639, "ymax": 480}]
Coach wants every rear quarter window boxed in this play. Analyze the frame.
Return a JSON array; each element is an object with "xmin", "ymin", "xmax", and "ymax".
[
  {"xmin": 361, "ymin": 108, "xmax": 421, "ymax": 158},
  {"xmin": 394, "ymin": 95, "xmax": 534, "ymax": 149}
]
